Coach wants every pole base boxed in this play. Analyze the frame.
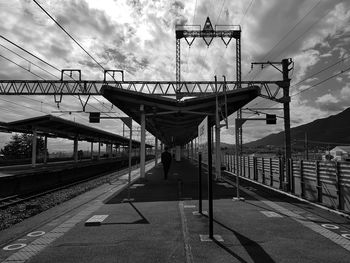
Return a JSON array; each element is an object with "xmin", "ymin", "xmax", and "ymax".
[
  {"xmin": 232, "ymin": 197, "xmax": 245, "ymax": 201},
  {"xmin": 192, "ymin": 211, "xmax": 208, "ymax": 216},
  {"xmin": 199, "ymin": 234, "xmax": 224, "ymax": 242},
  {"xmin": 121, "ymin": 198, "xmax": 135, "ymax": 203}
]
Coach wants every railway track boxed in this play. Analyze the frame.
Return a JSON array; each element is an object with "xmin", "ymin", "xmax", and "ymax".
[{"xmin": 0, "ymin": 161, "xmax": 142, "ymax": 210}]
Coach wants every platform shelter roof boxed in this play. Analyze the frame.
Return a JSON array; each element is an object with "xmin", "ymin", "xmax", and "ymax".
[
  {"xmin": 3, "ymin": 115, "xmax": 150, "ymax": 148},
  {"xmin": 101, "ymin": 85, "xmax": 260, "ymax": 146}
]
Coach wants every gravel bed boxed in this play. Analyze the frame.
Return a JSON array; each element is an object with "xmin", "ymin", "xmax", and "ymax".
[{"xmin": 0, "ymin": 173, "xmax": 115, "ymax": 231}]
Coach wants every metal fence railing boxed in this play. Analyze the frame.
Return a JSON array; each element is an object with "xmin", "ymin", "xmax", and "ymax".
[{"xmin": 224, "ymin": 155, "xmax": 350, "ymax": 213}]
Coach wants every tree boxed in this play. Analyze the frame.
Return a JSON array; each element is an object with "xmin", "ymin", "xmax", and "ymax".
[{"xmin": 0, "ymin": 133, "xmax": 45, "ymax": 159}]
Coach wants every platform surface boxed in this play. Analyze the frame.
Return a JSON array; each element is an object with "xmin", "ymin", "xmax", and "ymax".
[{"xmin": 1, "ymin": 158, "xmax": 350, "ymax": 263}]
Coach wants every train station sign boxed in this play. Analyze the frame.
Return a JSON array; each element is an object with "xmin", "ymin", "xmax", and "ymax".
[{"xmin": 198, "ymin": 116, "xmax": 208, "ymax": 165}]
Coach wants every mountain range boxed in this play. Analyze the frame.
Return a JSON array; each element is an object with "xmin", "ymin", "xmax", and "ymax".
[{"xmin": 245, "ymin": 107, "xmax": 350, "ymax": 148}]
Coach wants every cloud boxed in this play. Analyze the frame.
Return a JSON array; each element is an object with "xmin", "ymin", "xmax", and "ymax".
[
  {"xmin": 315, "ymin": 93, "xmax": 344, "ymax": 112},
  {"xmin": 316, "ymin": 93, "xmax": 339, "ymax": 104},
  {"xmin": 340, "ymin": 84, "xmax": 350, "ymax": 98}
]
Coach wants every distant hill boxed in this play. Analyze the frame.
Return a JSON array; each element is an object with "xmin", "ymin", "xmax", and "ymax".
[{"xmin": 245, "ymin": 107, "xmax": 350, "ymax": 148}]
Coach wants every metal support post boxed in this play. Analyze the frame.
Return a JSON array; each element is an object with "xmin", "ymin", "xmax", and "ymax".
[
  {"xmin": 90, "ymin": 142, "xmax": 93, "ymax": 160},
  {"xmin": 236, "ymin": 36, "xmax": 242, "ymax": 155},
  {"xmin": 140, "ymin": 105, "xmax": 146, "ymax": 179},
  {"xmin": 31, "ymin": 129, "xmax": 37, "ymax": 168},
  {"xmin": 191, "ymin": 140, "xmax": 194, "ymax": 160},
  {"xmin": 207, "ymin": 117, "xmax": 214, "ymax": 239},
  {"xmin": 282, "ymin": 58, "xmax": 291, "ymax": 191},
  {"xmin": 176, "ymin": 38, "xmax": 181, "ymax": 97},
  {"xmin": 335, "ymin": 161, "xmax": 343, "ymax": 210},
  {"xmin": 233, "ymin": 119, "xmax": 244, "ymax": 201},
  {"xmin": 43, "ymin": 135, "xmax": 48, "ymax": 164},
  {"xmin": 98, "ymin": 140, "xmax": 101, "ymax": 160},
  {"xmin": 198, "ymin": 152, "xmax": 202, "ymax": 214},
  {"xmin": 73, "ymin": 137, "xmax": 78, "ymax": 162},
  {"xmin": 105, "ymin": 143, "xmax": 109, "ymax": 158},
  {"xmin": 155, "ymin": 137, "xmax": 158, "ymax": 165},
  {"xmin": 215, "ymin": 76, "xmax": 221, "ymax": 180},
  {"xmin": 123, "ymin": 119, "xmax": 134, "ymax": 202}
]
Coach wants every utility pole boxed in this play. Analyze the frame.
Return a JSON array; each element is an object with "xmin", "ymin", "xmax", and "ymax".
[
  {"xmin": 251, "ymin": 58, "xmax": 293, "ymax": 191},
  {"xmin": 282, "ymin": 58, "xmax": 292, "ymax": 191}
]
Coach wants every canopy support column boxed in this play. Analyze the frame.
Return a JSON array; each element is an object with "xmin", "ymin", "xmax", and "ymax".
[
  {"xmin": 215, "ymin": 86, "xmax": 221, "ymax": 180},
  {"xmin": 140, "ymin": 104, "xmax": 146, "ymax": 179},
  {"xmin": 43, "ymin": 135, "xmax": 48, "ymax": 164},
  {"xmin": 191, "ymin": 140, "xmax": 194, "ymax": 160},
  {"xmin": 155, "ymin": 137, "xmax": 158, "ymax": 165},
  {"xmin": 31, "ymin": 129, "xmax": 37, "ymax": 168},
  {"xmin": 98, "ymin": 141, "xmax": 101, "ymax": 160},
  {"xmin": 90, "ymin": 142, "xmax": 94, "ymax": 160},
  {"xmin": 73, "ymin": 137, "xmax": 78, "ymax": 162}
]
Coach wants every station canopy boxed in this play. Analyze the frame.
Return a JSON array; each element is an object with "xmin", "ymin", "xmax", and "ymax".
[
  {"xmin": 101, "ymin": 85, "xmax": 260, "ymax": 146},
  {"xmin": 1, "ymin": 115, "xmax": 151, "ymax": 148}
]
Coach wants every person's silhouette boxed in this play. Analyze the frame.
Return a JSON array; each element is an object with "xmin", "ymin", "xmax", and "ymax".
[{"xmin": 161, "ymin": 147, "xmax": 172, "ymax": 179}]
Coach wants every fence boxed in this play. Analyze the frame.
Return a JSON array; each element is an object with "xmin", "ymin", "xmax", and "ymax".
[{"xmin": 224, "ymin": 155, "xmax": 350, "ymax": 213}]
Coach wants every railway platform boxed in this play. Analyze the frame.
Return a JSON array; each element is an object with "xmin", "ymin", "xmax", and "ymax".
[{"xmin": 1, "ymin": 158, "xmax": 350, "ymax": 263}]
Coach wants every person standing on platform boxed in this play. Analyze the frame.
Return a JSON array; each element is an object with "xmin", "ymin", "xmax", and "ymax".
[{"xmin": 161, "ymin": 146, "xmax": 172, "ymax": 179}]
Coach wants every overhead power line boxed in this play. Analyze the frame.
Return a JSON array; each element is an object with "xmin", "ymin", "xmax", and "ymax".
[
  {"xmin": 215, "ymin": 0, "xmax": 226, "ymax": 24},
  {"xmin": 0, "ymin": 53, "xmax": 43, "ymax": 79},
  {"xmin": 240, "ymin": 0, "xmax": 254, "ymax": 25},
  {"xmin": 0, "ymin": 35, "xmax": 118, "ymax": 117},
  {"xmin": 0, "ymin": 43, "xmax": 58, "ymax": 79},
  {"xmin": 0, "ymin": 52, "xmax": 115, "ymax": 119},
  {"xmin": 291, "ymin": 65, "xmax": 350, "ymax": 98},
  {"xmin": 260, "ymin": 0, "xmax": 321, "ymax": 62},
  {"xmin": 192, "ymin": 0, "xmax": 198, "ymax": 24},
  {"xmin": 32, "ymin": 0, "xmax": 107, "ymax": 74},
  {"xmin": 0, "ymin": 35, "xmax": 60, "ymax": 75},
  {"xmin": 0, "ymin": 57, "xmax": 96, "ymax": 125},
  {"xmin": 255, "ymin": 65, "xmax": 350, "ymax": 111},
  {"xmin": 250, "ymin": 0, "xmax": 321, "ymax": 81},
  {"xmin": 270, "ymin": 7, "xmax": 333, "ymax": 62},
  {"xmin": 250, "ymin": 54, "xmax": 350, "ymax": 110},
  {"xmin": 30, "ymin": 1, "xmax": 122, "ymax": 116},
  {"xmin": 290, "ymin": 56, "xmax": 350, "ymax": 89}
]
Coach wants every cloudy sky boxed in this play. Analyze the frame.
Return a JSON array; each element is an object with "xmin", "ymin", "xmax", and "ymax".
[{"xmin": 0, "ymin": 0, "xmax": 349, "ymax": 151}]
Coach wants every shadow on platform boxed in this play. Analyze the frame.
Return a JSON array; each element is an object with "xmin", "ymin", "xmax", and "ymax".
[
  {"xmin": 213, "ymin": 218, "xmax": 276, "ymax": 263},
  {"xmin": 105, "ymin": 160, "xmax": 256, "ymax": 204}
]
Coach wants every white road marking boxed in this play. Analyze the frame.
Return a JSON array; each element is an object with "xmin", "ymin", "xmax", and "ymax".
[
  {"xmin": 341, "ymin": 234, "xmax": 350, "ymax": 239},
  {"xmin": 321, "ymin": 224, "xmax": 339, "ymax": 230},
  {"xmin": 260, "ymin": 211, "xmax": 283, "ymax": 218},
  {"xmin": 192, "ymin": 211, "xmax": 208, "ymax": 216},
  {"xmin": 3, "ymin": 244, "xmax": 26, "ymax": 251},
  {"xmin": 85, "ymin": 215, "xmax": 109, "ymax": 226},
  {"xmin": 199, "ymin": 234, "xmax": 224, "ymax": 242},
  {"xmin": 27, "ymin": 231, "xmax": 45, "ymax": 237}
]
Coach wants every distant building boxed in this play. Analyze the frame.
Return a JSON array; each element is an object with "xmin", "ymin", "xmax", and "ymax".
[{"xmin": 329, "ymin": 146, "xmax": 350, "ymax": 161}]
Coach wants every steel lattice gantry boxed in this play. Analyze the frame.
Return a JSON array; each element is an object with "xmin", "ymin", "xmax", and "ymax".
[
  {"xmin": 0, "ymin": 80, "xmax": 285, "ymax": 99},
  {"xmin": 175, "ymin": 17, "xmax": 243, "ymax": 152}
]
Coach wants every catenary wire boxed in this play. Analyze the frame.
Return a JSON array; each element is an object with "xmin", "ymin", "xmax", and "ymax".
[
  {"xmin": 32, "ymin": 0, "xmax": 110, "ymax": 76},
  {"xmin": 250, "ymin": 0, "xmax": 321, "ymax": 81},
  {"xmin": 251, "ymin": 55, "xmax": 350, "ymax": 109},
  {"xmin": 0, "ymin": 53, "xmax": 114, "ymax": 119},
  {"xmin": 0, "ymin": 35, "xmax": 119, "ymax": 117}
]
